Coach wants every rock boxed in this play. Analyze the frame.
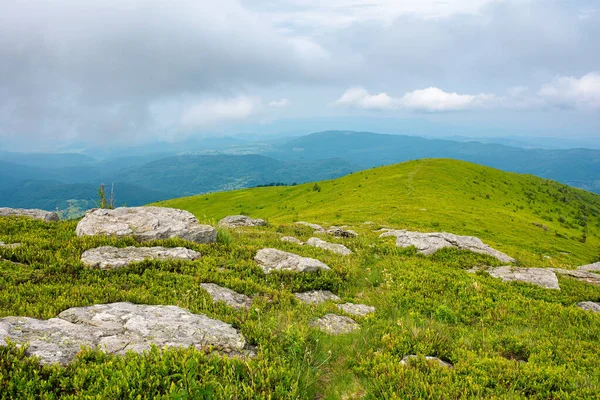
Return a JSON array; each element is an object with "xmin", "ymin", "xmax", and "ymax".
[
  {"xmin": 381, "ymin": 230, "xmax": 514, "ymax": 263},
  {"xmin": 487, "ymin": 266, "xmax": 560, "ymax": 289},
  {"xmin": 0, "ymin": 302, "xmax": 249, "ymax": 365},
  {"xmin": 337, "ymin": 303, "xmax": 375, "ymax": 316},
  {"xmin": 294, "ymin": 290, "xmax": 341, "ymax": 305},
  {"xmin": 306, "ymin": 237, "xmax": 352, "ymax": 255},
  {"xmin": 578, "ymin": 262, "xmax": 600, "ymax": 272},
  {"xmin": 76, "ymin": 207, "xmax": 216, "ymax": 243},
  {"xmin": 81, "ymin": 246, "xmax": 201, "ymax": 270},
  {"xmin": 400, "ymin": 355, "xmax": 453, "ymax": 368},
  {"xmin": 577, "ymin": 302, "xmax": 600, "ymax": 313},
  {"xmin": 200, "ymin": 283, "xmax": 253, "ymax": 310},
  {"xmin": 295, "ymin": 221, "xmax": 325, "ymax": 232},
  {"xmin": 218, "ymin": 215, "xmax": 266, "ymax": 228},
  {"xmin": 280, "ymin": 236, "xmax": 304, "ymax": 245},
  {"xmin": 254, "ymin": 248, "xmax": 330, "ymax": 274},
  {"xmin": 552, "ymin": 268, "xmax": 600, "ymax": 286},
  {"xmin": 310, "ymin": 314, "xmax": 359, "ymax": 335},
  {"xmin": 326, "ymin": 226, "xmax": 358, "ymax": 238},
  {"xmin": 0, "ymin": 207, "xmax": 59, "ymax": 222},
  {"xmin": 0, "ymin": 242, "xmax": 21, "ymax": 249}
]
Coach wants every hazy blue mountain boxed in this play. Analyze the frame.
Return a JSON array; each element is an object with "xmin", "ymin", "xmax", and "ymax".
[{"xmin": 0, "ymin": 151, "xmax": 96, "ymax": 168}]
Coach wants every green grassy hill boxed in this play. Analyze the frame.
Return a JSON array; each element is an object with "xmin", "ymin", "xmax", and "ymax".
[
  {"xmin": 1, "ymin": 158, "xmax": 600, "ymax": 398},
  {"xmin": 159, "ymin": 158, "xmax": 600, "ymax": 267}
]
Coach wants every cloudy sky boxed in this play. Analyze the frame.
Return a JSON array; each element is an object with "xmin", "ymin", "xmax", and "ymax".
[{"xmin": 0, "ymin": 0, "xmax": 598, "ymax": 150}]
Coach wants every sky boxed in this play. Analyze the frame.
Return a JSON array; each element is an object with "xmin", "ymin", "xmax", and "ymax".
[{"xmin": 0, "ymin": 0, "xmax": 599, "ymax": 150}]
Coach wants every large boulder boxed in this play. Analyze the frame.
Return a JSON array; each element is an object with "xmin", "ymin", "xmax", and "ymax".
[
  {"xmin": 382, "ymin": 230, "xmax": 514, "ymax": 263},
  {"xmin": 200, "ymin": 283, "xmax": 253, "ymax": 310},
  {"xmin": 294, "ymin": 290, "xmax": 341, "ymax": 305},
  {"xmin": 306, "ymin": 237, "xmax": 352, "ymax": 256},
  {"xmin": 76, "ymin": 207, "xmax": 216, "ymax": 243},
  {"xmin": 310, "ymin": 314, "xmax": 359, "ymax": 335},
  {"xmin": 218, "ymin": 215, "xmax": 266, "ymax": 228},
  {"xmin": 0, "ymin": 207, "xmax": 59, "ymax": 222},
  {"xmin": 486, "ymin": 266, "xmax": 560, "ymax": 289},
  {"xmin": 254, "ymin": 248, "xmax": 330, "ymax": 274},
  {"xmin": 81, "ymin": 246, "xmax": 201, "ymax": 270},
  {"xmin": 0, "ymin": 302, "xmax": 249, "ymax": 365}
]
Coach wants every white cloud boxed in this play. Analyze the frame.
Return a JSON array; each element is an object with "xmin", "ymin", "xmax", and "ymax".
[
  {"xmin": 538, "ymin": 72, "xmax": 600, "ymax": 110},
  {"xmin": 400, "ymin": 87, "xmax": 494, "ymax": 111},
  {"xmin": 180, "ymin": 96, "xmax": 261, "ymax": 128},
  {"xmin": 334, "ymin": 87, "xmax": 395, "ymax": 110},
  {"xmin": 269, "ymin": 98, "xmax": 291, "ymax": 108}
]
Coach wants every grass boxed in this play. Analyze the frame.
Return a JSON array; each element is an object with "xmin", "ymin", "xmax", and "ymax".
[{"xmin": 0, "ymin": 158, "xmax": 599, "ymax": 398}]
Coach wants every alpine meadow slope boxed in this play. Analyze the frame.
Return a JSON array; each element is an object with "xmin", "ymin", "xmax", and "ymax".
[{"xmin": 1, "ymin": 158, "xmax": 599, "ymax": 398}]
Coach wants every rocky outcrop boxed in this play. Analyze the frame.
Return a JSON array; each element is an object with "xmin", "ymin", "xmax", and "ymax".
[
  {"xmin": 81, "ymin": 246, "xmax": 201, "ymax": 270},
  {"xmin": 76, "ymin": 207, "xmax": 216, "ymax": 243},
  {"xmin": 337, "ymin": 303, "xmax": 375, "ymax": 316},
  {"xmin": 294, "ymin": 290, "xmax": 341, "ymax": 305},
  {"xmin": 295, "ymin": 221, "xmax": 325, "ymax": 232},
  {"xmin": 0, "ymin": 207, "xmax": 59, "ymax": 222},
  {"xmin": 218, "ymin": 215, "xmax": 266, "ymax": 228},
  {"xmin": 306, "ymin": 237, "xmax": 352, "ymax": 256},
  {"xmin": 400, "ymin": 355, "xmax": 453, "ymax": 368},
  {"xmin": 0, "ymin": 302, "xmax": 249, "ymax": 365},
  {"xmin": 310, "ymin": 314, "xmax": 359, "ymax": 335},
  {"xmin": 326, "ymin": 226, "xmax": 358, "ymax": 238},
  {"xmin": 280, "ymin": 236, "xmax": 303, "ymax": 245},
  {"xmin": 578, "ymin": 262, "xmax": 600, "ymax": 272},
  {"xmin": 485, "ymin": 266, "xmax": 560, "ymax": 289},
  {"xmin": 381, "ymin": 230, "xmax": 514, "ymax": 263},
  {"xmin": 254, "ymin": 248, "xmax": 330, "ymax": 274},
  {"xmin": 577, "ymin": 302, "xmax": 600, "ymax": 313},
  {"xmin": 552, "ymin": 269, "xmax": 600, "ymax": 286},
  {"xmin": 200, "ymin": 283, "xmax": 253, "ymax": 310}
]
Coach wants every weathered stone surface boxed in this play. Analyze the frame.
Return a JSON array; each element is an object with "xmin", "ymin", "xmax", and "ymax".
[
  {"xmin": 294, "ymin": 290, "xmax": 341, "ymax": 305},
  {"xmin": 326, "ymin": 226, "xmax": 358, "ymax": 238},
  {"xmin": 552, "ymin": 269, "xmax": 600, "ymax": 286},
  {"xmin": 295, "ymin": 221, "xmax": 325, "ymax": 232},
  {"xmin": 0, "ymin": 302, "xmax": 248, "ymax": 365},
  {"xmin": 254, "ymin": 248, "xmax": 330, "ymax": 274},
  {"xmin": 0, "ymin": 207, "xmax": 59, "ymax": 222},
  {"xmin": 76, "ymin": 207, "xmax": 216, "ymax": 243},
  {"xmin": 200, "ymin": 283, "xmax": 253, "ymax": 310},
  {"xmin": 578, "ymin": 262, "xmax": 600, "ymax": 272},
  {"xmin": 218, "ymin": 215, "xmax": 266, "ymax": 228},
  {"xmin": 381, "ymin": 230, "xmax": 514, "ymax": 263},
  {"xmin": 0, "ymin": 242, "xmax": 21, "ymax": 248},
  {"xmin": 280, "ymin": 236, "xmax": 303, "ymax": 245},
  {"xmin": 487, "ymin": 266, "xmax": 560, "ymax": 289},
  {"xmin": 577, "ymin": 301, "xmax": 600, "ymax": 313},
  {"xmin": 400, "ymin": 355, "xmax": 453, "ymax": 368},
  {"xmin": 310, "ymin": 314, "xmax": 359, "ymax": 335},
  {"xmin": 81, "ymin": 246, "xmax": 201, "ymax": 270},
  {"xmin": 306, "ymin": 237, "xmax": 352, "ymax": 255},
  {"xmin": 337, "ymin": 303, "xmax": 375, "ymax": 316}
]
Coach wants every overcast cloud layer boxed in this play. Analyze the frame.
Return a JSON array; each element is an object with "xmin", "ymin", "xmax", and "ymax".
[{"xmin": 0, "ymin": 0, "xmax": 598, "ymax": 149}]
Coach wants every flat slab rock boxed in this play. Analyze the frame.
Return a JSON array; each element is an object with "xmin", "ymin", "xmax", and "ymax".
[
  {"xmin": 295, "ymin": 221, "xmax": 325, "ymax": 232},
  {"xmin": 218, "ymin": 215, "xmax": 266, "ymax": 228},
  {"xmin": 337, "ymin": 303, "xmax": 375, "ymax": 316},
  {"xmin": 326, "ymin": 226, "xmax": 358, "ymax": 238},
  {"xmin": 381, "ymin": 230, "xmax": 514, "ymax": 263},
  {"xmin": 552, "ymin": 268, "xmax": 600, "ymax": 286},
  {"xmin": 254, "ymin": 248, "xmax": 330, "ymax": 274},
  {"xmin": 200, "ymin": 283, "xmax": 252, "ymax": 310},
  {"xmin": 81, "ymin": 246, "xmax": 201, "ymax": 270},
  {"xmin": 0, "ymin": 302, "xmax": 249, "ymax": 365},
  {"xmin": 485, "ymin": 266, "xmax": 560, "ymax": 290},
  {"xmin": 294, "ymin": 290, "xmax": 341, "ymax": 305},
  {"xmin": 310, "ymin": 314, "xmax": 359, "ymax": 335},
  {"xmin": 306, "ymin": 237, "xmax": 352, "ymax": 255},
  {"xmin": 400, "ymin": 355, "xmax": 453, "ymax": 368},
  {"xmin": 577, "ymin": 302, "xmax": 600, "ymax": 313},
  {"xmin": 0, "ymin": 207, "xmax": 59, "ymax": 222},
  {"xmin": 280, "ymin": 236, "xmax": 304, "ymax": 245},
  {"xmin": 76, "ymin": 207, "xmax": 216, "ymax": 243},
  {"xmin": 578, "ymin": 262, "xmax": 600, "ymax": 272}
]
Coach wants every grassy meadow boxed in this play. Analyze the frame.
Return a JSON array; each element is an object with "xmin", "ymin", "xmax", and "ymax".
[{"xmin": 1, "ymin": 159, "xmax": 599, "ymax": 398}]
